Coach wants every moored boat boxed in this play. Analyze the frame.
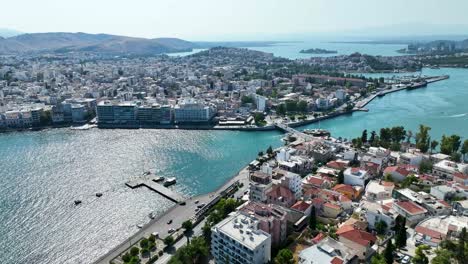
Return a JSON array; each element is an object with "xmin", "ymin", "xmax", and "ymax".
[{"xmin": 164, "ymin": 177, "xmax": 177, "ymax": 187}]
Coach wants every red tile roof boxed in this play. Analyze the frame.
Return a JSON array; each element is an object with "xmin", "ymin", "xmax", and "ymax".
[
  {"xmin": 331, "ymin": 257, "xmax": 344, "ymax": 264},
  {"xmin": 307, "ymin": 176, "xmax": 324, "ymax": 186},
  {"xmin": 332, "ymin": 184, "xmax": 355, "ymax": 193},
  {"xmin": 384, "ymin": 166, "xmax": 410, "ymax": 177},
  {"xmin": 395, "ymin": 201, "xmax": 427, "ymax": 215},
  {"xmin": 291, "ymin": 201, "xmax": 311, "ymax": 212},
  {"xmin": 338, "ymin": 228, "xmax": 377, "ymax": 247},
  {"xmin": 415, "ymin": 226, "xmax": 445, "ymax": 239}
]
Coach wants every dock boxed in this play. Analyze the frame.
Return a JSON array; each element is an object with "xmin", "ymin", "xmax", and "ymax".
[{"xmin": 125, "ymin": 178, "xmax": 185, "ymax": 203}]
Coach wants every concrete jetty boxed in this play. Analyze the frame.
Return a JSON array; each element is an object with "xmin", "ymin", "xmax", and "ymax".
[{"xmin": 125, "ymin": 178, "xmax": 184, "ymax": 203}]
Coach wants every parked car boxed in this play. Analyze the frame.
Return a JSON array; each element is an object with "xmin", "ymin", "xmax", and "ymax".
[
  {"xmin": 167, "ymin": 219, "xmax": 173, "ymax": 224},
  {"xmin": 151, "ymin": 232, "xmax": 159, "ymax": 238},
  {"xmin": 401, "ymin": 255, "xmax": 411, "ymax": 264},
  {"xmin": 168, "ymin": 228, "xmax": 175, "ymax": 233}
]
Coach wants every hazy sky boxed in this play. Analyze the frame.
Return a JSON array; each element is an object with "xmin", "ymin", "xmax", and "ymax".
[{"xmin": 2, "ymin": 0, "xmax": 468, "ymax": 40}]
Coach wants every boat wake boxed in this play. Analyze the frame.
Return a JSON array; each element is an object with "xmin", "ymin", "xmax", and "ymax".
[{"xmin": 447, "ymin": 113, "xmax": 468, "ymax": 118}]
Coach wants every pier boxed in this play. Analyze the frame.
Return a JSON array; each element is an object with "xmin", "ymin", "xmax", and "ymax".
[{"xmin": 125, "ymin": 178, "xmax": 185, "ymax": 203}]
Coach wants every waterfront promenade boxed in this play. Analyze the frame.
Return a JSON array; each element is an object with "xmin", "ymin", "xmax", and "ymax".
[{"xmin": 94, "ymin": 167, "xmax": 251, "ymax": 264}]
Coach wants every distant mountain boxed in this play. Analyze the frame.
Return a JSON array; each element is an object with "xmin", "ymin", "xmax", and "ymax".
[
  {"xmin": 0, "ymin": 32, "xmax": 197, "ymax": 55},
  {"xmin": 0, "ymin": 28, "xmax": 23, "ymax": 38}
]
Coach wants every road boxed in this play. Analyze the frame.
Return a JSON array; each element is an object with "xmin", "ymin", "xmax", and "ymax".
[{"xmin": 94, "ymin": 167, "xmax": 250, "ymax": 264}]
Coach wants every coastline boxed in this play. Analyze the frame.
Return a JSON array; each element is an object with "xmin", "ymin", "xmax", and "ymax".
[{"xmin": 93, "ymin": 165, "xmax": 251, "ymax": 264}]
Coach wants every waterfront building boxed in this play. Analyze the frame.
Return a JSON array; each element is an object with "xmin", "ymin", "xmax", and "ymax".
[
  {"xmin": 137, "ymin": 104, "xmax": 172, "ymax": 125},
  {"xmin": 211, "ymin": 212, "xmax": 271, "ymax": 264},
  {"xmin": 96, "ymin": 101, "xmax": 138, "ymax": 127},
  {"xmin": 253, "ymin": 94, "xmax": 267, "ymax": 112},
  {"xmin": 432, "ymin": 160, "xmax": 468, "ymax": 180},
  {"xmin": 173, "ymin": 98, "xmax": 216, "ymax": 123},
  {"xmin": 293, "ymin": 74, "xmax": 367, "ymax": 88},
  {"xmin": 71, "ymin": 104, "xmax": 86, "ymax": 123}
]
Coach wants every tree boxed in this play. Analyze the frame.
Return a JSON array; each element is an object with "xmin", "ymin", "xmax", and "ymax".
[
  {"xmin": 309, "ymin": 206, "xmax": 317, "ymax": 230},
  {"xmin": 371, "ymin": 253, "xmax": 387, "ymax": 264},
  {"xmin": 285, "ymin": 100, "xmax": 298, "ymax": 112},
  {"xmin": 384, "ymin": 239, "xmax": 394, "ymax": 264},
  {"xmin": 241, "ymin": 95, "xmax": 254, "ymax": 105},
  {"xmin": 182, "ymin": 220, "xmax": 193, "ymax": 244},
  {"xmin": 140, "ymin": 238, "xmax": 149, "ymax": 249},
  {"xmin": 169, "ymin": 236, "xmax": 209, "ymax": 264},
  {"xmin": 415, "ymin": 125, "xmax": 431, "ymax": 153},
  {"xmin": 432, "ymin": 249, "xmax": 454, "ymax": 264},
  {"xmin": 258, "ymin": 151, "xmax": 264, "ymax": 156},
  {"xmin": 395, "ymin": 216, "xmax": 407, "ymax": 248},
  {"xmin": 266, "ymin": 146, "xmax": 273, "ymax": 155},
  {"xmin": 440, "ymin": 134, "xmax": 461, "ymax": 155},
  {"xmin": 390, "ymin": 126, "xmax": 406, "ymax": 143},
  {"xmin": 430, "ymin": 140, "xmax": 439, "ymax": 154},
  {"xmin": 130, "ymin": 247, "xmax": 140, "ymax": 256},
  {"xmin": 462, "ymin": 139, "xmax": 468, "ymax": 162},
  {"xmin": 297, "ymin": 100, "xmax": 308, "ymax": 113},
  {"xmin": 375, "ymin": 220, "xmax": 388, "ymax": 235},
  {"xmin": 369, "ymin": 131, "xmax": 377, "ymax": 144},
  {"xmin": 277, "ymin": 104, "xmax": 287, "ymax": 116},
  {"xmin": 361, "ymin": 129, "xmax": 368, "ymax": 143},
  {"xmin": 419, "ymin": 160, "xmax": 433, "ymax": 173},
  {"xmin": 274, "ymin": 248, "xmax": 294, "ymax": 264},
  {"xmin": 254, "ymin": 112, "xmax": 265, "ymax": 126},
  {"xmin": 337, "ymin": 170, "xmax": 344, "ymax": 184},
  {"xmin": 456, "ymin": 227, "xmax": 466, "ymax": 264},
  {"xmin": 412, "ymin": 245, "xmax": 429, "ymax": 264},
  {"xmin": 164, "ymin": 236, "xmax": 175, "ymax": 247},
  {"xmin": 379, "ymin": 128, "xmax": 392, "ymax": 148}
]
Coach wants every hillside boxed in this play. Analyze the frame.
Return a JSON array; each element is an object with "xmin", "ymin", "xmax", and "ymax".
[{"xmin": 0, "ymin": 32, "xmax": 197, "ymax": 55}]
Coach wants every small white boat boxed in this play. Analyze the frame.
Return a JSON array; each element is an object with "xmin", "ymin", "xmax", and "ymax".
[
  {"xmin": 164, "ymin": 177, "xmax": 177, "ymax": 187},
  {"xmin": 153, "ymin": 176, "xmax": 165, "ymax": 182}
]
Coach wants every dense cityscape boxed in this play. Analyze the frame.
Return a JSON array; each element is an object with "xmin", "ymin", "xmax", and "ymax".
[{"xmin": 1, "ymin": 1, "xmax": 468, "ymax": 264}]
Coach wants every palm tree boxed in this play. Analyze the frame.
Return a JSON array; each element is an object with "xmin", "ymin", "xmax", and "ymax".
[{"xmin": 430, "ymin": 140, "xmax": 439, "ymax": 154}]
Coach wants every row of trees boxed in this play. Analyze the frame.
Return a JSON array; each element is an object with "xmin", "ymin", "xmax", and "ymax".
[
  {"xmin": 353, "ymin": 124, "xmax": 468, "ymax": 162},
  {"xmin": 276, "ymin": 100, "xmax": 308, "ymax": 116}
]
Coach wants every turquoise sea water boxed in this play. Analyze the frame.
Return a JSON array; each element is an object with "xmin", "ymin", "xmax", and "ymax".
[{"xmin": 0, "ymin": 42, "xmax": 467, "ymax": 264}]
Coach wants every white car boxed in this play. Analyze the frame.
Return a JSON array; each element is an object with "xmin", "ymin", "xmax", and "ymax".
[
  {"xmin": 401, "ymin": 256, "xmax": 410, "ymax": 264},
  {"xmin": 168, "ymin": 228, "xmax": 175, "ymax": 233},
  {"xmin": 151, "ymin": 232, "xmax": 159, "ymax": 238}
]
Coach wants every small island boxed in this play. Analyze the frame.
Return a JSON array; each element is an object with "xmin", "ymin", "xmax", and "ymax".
[{"xmin": 299, "ymin": 48, "xmax": 338, "ymax": 54}]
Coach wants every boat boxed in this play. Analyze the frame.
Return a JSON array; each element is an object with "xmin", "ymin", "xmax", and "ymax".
[
  {"xmin": 74, "ymin": 200, "xmax": 82, "ymax": 205},
  {"xmin": 96, "ymin": 193, "xmax": 103, "ymax": 197},
  {"xmin": 407, "ymin": 81, "xmax": 427, "ymax": 90},
  {"xmin": 303, "ymin": 129, "xmax": 331, "ymax": 137},
  {"xmin": 153, "ymin": 176, "xmax": 165, "ymax": 182},
  {"xmin": 164, "ymin": 177, "xmax": 177, "ymax": 187}
]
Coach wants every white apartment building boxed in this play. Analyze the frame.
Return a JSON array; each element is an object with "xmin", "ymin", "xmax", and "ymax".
[
  {"xmin": 344, "ymin": 167, "xmax": 368, "ymax": 187},
  {"xmin": 211, "ymin": 212, "xmax": 271, "ymax": 264},
  {"xmin": 432, "ymin": 160, "xmax": 468, "ymax": 180},
  {"xmin": 281, "ymin": 172, "xmax": 303, "ymax": 200}
]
